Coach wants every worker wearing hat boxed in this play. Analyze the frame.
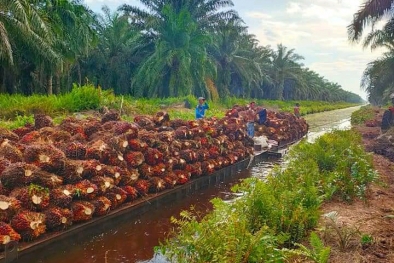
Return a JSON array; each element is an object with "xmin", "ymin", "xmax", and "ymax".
[{"xmin": 195, "ymin": 97, "xmax": 209, "ymax": 119}]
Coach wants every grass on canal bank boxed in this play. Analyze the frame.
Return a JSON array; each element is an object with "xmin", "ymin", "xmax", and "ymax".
[
  {"xmin": 157, "ymin": 130, "xmax": 377, "ymax": 263},
  {"xmin": 0, "ymin": 84, "xmax": 359, "ymax": 129}
]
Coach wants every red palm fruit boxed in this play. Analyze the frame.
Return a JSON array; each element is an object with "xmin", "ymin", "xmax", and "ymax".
[
  {"xmin": 120, "ymin": 186, "xmax": 138, "ymax": 201},
  {"xmin": 197, "ymin": 149, "xmax": 210, "ymax": 162},
  {"xmin": 83, "ymin": 119, "xmax": 102, "ymax": 138},
  {"xmin": 216, "ymin": 156, "xmax": 227, "ymax": 168},
  {"xmin": 63, "ymin": 142, "xmax": 87, "ymax": 160},
  {"xmin": 90, "ymin": 176, "xmax": 114, "ymax": 195},
  {"xmin": 59, "ymin": 160, "xmax": 84, "ymax": 183},
  {"xmin": 47, "ymin": 130, "xmax": 72, "ymax": 144},
  {"xmin": 12, "ymin": 124, "xmax": 34, "ymax": 139},
  {"xmin": 91, "ymin": 196, "xmax": 112, "ymax": 216},
  {"xmin": 139, "ymin": 131, "xmax": 160, "ymax": 147},
  {"xmin": 0, "ymin": 222, "xmax": 21, "ymax": 244},
  {"xmin": 44, "ymin": 207, "xmax": 73, "ymax": 230},
  {"xmin": 117, "ymin": 167, "xmax": 139, "ymax": 186},
  {"xmin": 74, "ymin": 180, "xmax": 98, "ymax": 200},
  {"xmin": 105, "ymin": 150, "xmax": 127, "ymax": 168},
  {"xmin": 172, "ymin": 158, "xmax": 187, "ymax": 170},
  {"xmin": 128, "ymin": 139, "xmax": 148, "ymax": 152},
  {"xmin": 81, "ymin": 159, "xmax": 105, "ymax": 179},
  {"xmin": 157, "ymin": 131, "xmax": 174, "ymax": 143},
  {"xmin": 0, "ymin": 139, "xmax": 23, "ymax": 163},
  {"xmin": 179, "ymin": 149, "xmax": 198, "ymax": 163},
  {"xmin": 0, "ymin": 157, "xmax": 11, "ymax": 175},
  {"xmin": 0, "ymin": 195, "xmax": 21, "ymax": 223},
  {"xmin": 11, "ymin": 210, "xmax": 46, "ymax": 240},
  {"xmin": 108, "ymin": 135, "xmax": 130, "ymax": 154},
  {"xmin": 170, "ymin": 139, "xmax": 182, "ymax": 151},
  {"xmin": 156, "ymin": 142, "xmax": 170, "ymax": 156},
  {"xmin": 124, "ymin": 151, "xmax": 145, "ymax": 168},
  {"xmin": 71, "ymin": 201, "xmax": 95, "ymax": 222},
  {"xmin": 32, "ymin": 170, "xmax": 63, "ymax": 189},
  {"xmin": 133, "ymin": 116, "xmax": 155, "ymax": 130},
  {"xmin": 101, "ymin": 165, "xmax": 121, "ymax": 186},
  {"xmin": 50, "ymin": 188, "xmax": 73, "ymax": 208},
  {"xmin": 144, "ymin": 148, "xmax": 163, "ymax": 166},
  {"xmin": 24, "ymin": 144, "xmax": 66, "ymax": 173},
  {"xmin": 174, "ymin": 126, "xmax": 191, "ymax": 140},
  {"xmin": 101, "ymin": 121, "xmax": 117, "ymax": 131},
  {"xmin": 0, "ymin": 183, "xmax": 10, "ymax": 196},
  {"xmin": 173, "ymin": 170, "xmax": 191, "ymax": 185},
  {"xmin": 105, "ymin": 186, "xmax": 127, "ymax": 208},
  {"xmin": 186, "ymin": 162, "xmax": 202, "ymax": 177},
  {"xmin": 113, "ymin": 121, "xmax": 138, "ymax": 136},
  {"xmin": 34, "ymin": 114, "xmax": 54, "ymax": 129},
  {"xmin": 163, "ymin": 157, "xmax": 176, "ymax": 171},
  {"xmin": 201, "ymin": 161, "xmax": 215, "ymax": 175},
  {"xmin": 190, "ymin": 127, "xmax": 205, "ymax": 137},
  {"xmin": 138, "ymin": 163, "xmax": 154, "ymax": 178},
  {"xmin": 0, "ymin": 162, "xmax": 38, "ymax": 189},
  {"xmin": 227, "ymin": 154, "xmax": 238, "ymax": 164},
  {"xmin": 169, "ymin": 119, "xmax": 188, "ymax": 129},
  {"xmin": 133, "ymin": 179, "xmax": 150, "ymax": 196},
  {"xmin": 180, "ymin": 140, "xmax": 200, "ymax": 150},
  {"xmin": 85, "ymin": 140, "xmax": 110, "ymax": 161},
  {"xmin": 101, "ymin": 110, "xmax": 120, "ymax": 123},
  {"xmin": 187, "ymin": 120, "xmax": 199, "ymax": 128},
  {"xmin": 208, "ymin": 146, "xmax": 220, "ymax": 159},
  {"xmin": 10, "ymin": 185, "xmax": 50, "ymax": 211},
  {"xmin": 162, "ymin": 172, "xmax": 177, "ymax": 189},
  {"xmin": 152, "ymin": 163, "xmax": 166, "ymax": 177},
  {"xmin": 154, "ymin": 111, "xmax": 170, "ymax": 126},
  {"xmin": 19, "ymin": 131, "xmax": 41, "ymax": 145},
  {"xmin": 149, "ymin": 177, "xmax": 166, "ymax": 193}
]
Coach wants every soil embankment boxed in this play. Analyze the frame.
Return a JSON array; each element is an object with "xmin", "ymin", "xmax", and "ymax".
[{"xmin": 321, "ymin": 108, "xmax": 394, "ymax": 263}]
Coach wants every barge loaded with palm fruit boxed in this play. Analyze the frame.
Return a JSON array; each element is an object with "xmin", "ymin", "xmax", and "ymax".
[{"xmin": 0, "ymin": 106, "xmax": 308, "ymax": 262}]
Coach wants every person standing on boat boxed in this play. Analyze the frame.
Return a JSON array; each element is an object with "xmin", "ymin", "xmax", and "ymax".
[
  {"xmin": 196, "ymin": 97, "xmax": 209, "ymax": 119},
  {"xmin": 245, "ymin": 101, "xmax": 257, "ymax": 138},
  {"xmin": 294, "ymin": 103, "xmax": 301, "ymax": 118}
]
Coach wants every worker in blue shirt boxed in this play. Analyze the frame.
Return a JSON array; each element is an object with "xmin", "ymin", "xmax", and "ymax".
[{"xmin": 195, "ymin": 97, "xmax": 209, "ymax": 119}]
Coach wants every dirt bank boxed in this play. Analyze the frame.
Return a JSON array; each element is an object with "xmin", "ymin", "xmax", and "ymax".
[{"xmin": 320, "ymin": 108, "xmax": 394, "ymax": 263}]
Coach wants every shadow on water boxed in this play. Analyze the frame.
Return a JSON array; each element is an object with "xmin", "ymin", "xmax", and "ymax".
[{"xmin": 23, "ymin": 106, "xmax": 361, "ymax": 263}]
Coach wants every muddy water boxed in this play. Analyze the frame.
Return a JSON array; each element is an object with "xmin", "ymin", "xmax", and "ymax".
[{"xmin": 24, "ymin": 106, "xmax": 360, "ymax": 263}]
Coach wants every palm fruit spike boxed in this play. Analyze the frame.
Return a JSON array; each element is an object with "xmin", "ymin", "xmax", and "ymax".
[
  {"xmin": 133, "ymin": 116, "xmax": 155, "ymax": 130},
  {"xmin": 90, "ymin": 176, "xmax": 114, "ymax": 195},
  {"xmin": 201, "ymin": 161, "xmax": 215, "ymax": 175},
  {"xmin": 0, "ymin": 162, "xmax": 38, "ymax": 189},
  {"xmin": 91, "ymin": 196, "xmax": 112, "ymax": 216},
  {"xmin": 101, "ymin": 110, "xmax": 120, "ymax": 123},
  {"xmin": 124, "ymin": 151, "xmax": 145, "ymax": 168},
  {"xmin": 24, "ymin": 144, "xmax": 66, "ymax": 173},
  {"xmin": 0, "ymin": 157, "xmax": 11, "ymax": 175},
  {"xmin": 133, "ymin": 179, "xmax": 150, "ymax": 196},
  {"xmin": 120, "ymin": 186, "xmax": 138, "ymax": 201},
  {"xmin": 83, "ymin": 119, "xmax": 102, "ymax": 138},
  {"xmin": 154, "ymin": 111, "xmax": 170, "ymax": 126},
  {"xmin": 151, "ymin": 163, "xmax": 166, "ymax": 177},
  {"xmin": 108, "ymin": 135, "xmax": 129, "ymax": 154},
  {"xmin": 74, "ymin": 180, "xmax": 98, "ymax": 200},
  {"xmin": 0, "ymin": 128, "xmax": 19, "ymax": 142},
  {"xmin": 0, "ymin": 222, "xmax": 21, "ymax": 244},
  {"xmin": 0, "ymin": 139, "xmax": 23, "ymax": 163},
  {"xmin": 117, "ymin": 167, "xmax": 139, "ymax": 186},
  {"xmin": 173, "ymin": 170, "xmax": 191, "ymax": 185},
  {"xmin": 197, "ymin": 149, "xmax": 210, "ymax": 162},
  {"xmin": 58, "ymin": 160, "xmax": 84, "ymax": 184},
  {"xmin": 149, "ymin": 177, "xmax": 166, "ymax": 193},
  {"xmin": 85, "ymin": 140, "xmax": 109, "ymax": 161},
  {"xmin": 10, "ymin": 185, "xmax": 50, "ymax": 211},
  {"xmin": 80, "ymin": 159, "xmax": 104, "ymax": 179},
  {"xmin": 11, "ymin": 210, "xmax": 46, "ymax": 240},
  {"xmin": 44, "ymin": 207, "xmax": 73, "ymax": 230},
  {"xmin": 105, "ymin": 186, "xmax": 127, "ymax": 208},
  {"xmin": 186, "ymin": 162, "xmax": 202, "ymax": 177},
  {"xmin": 127, "ymin": 139, "xmax": 148, "ymax": 152},
  {"xmin": 32, "ymin": 170, "xmax": 63, "ymax": 189},
  {"xmin": 19, "ymin": 131, "xmax": 41, "ymax": 145},
  {"xmin": 63, "ymin": 141, "xmax": 87, "ymax": 160},
  {"xmin": 174, "ymin": 126, "xmax": 192, "ymax": 140},
  {"xmin": 138, "ymin": 163, "xmax": 154, "ymax": 178},
  {"xmin": 157, "ymin": 131, "xmax": 174, "ymax": 143},
  {"xmin": 105, "ymin": 150, "xmax": 127, "ymax": 168},
  {"xmin": 100, "ymin": 165, "xmax": 120, "ymax": 186},
  {"xmin": 162, "ymin": 172, "xmax": 177, "ymax": 189},
  {"xmin": 179, "ymin": 149, "xmax": 198, "ymax": 163},
  {"xmin": 172, "ymin": 158, "xmax": 187, "ymax": 170},
  {"xmin": 71, "ymin": 201, "xmax": 95, "ymax": 222},
  {"xmin": 144, "ymin": 148, "xmax": 163, "ymax": 166},
  {"xmin": 113, "ymin": 121, "xmax": 138, "ymax": 136},
  {"xmin": 12, "ymin": 123, "xmax": 34, "ymax": 138},
  {"xmin": 50, "ymin": 188, "xmax": 73, "ymax": 208},
  {"xmin": 34, "ymin": 114, "xmax": 54, "ymax": 129},
  {"xmin": 169, "ymin": 119, "xmax": 188, "ymax": 129},
  {"xmin": 0, "ymin": 195, "xmax": 21, "ymax": 223}
]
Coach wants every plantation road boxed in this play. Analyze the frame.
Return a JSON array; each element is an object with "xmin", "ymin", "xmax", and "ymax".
[{"xmin": 19, "ymin": 106, "xmax": 361, "ymax": 263}]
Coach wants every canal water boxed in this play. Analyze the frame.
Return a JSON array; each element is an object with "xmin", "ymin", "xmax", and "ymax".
[{"xmin": 23, "ymin": 106, "xmax": 360, "ymax": 263}]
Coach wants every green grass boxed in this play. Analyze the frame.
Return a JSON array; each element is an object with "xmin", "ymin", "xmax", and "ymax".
[
  {"xmin": 351, "ymin": 105, "xmax": 376, "ymax": 125},
  {"xmin": 158, "ymin": 130, "xmax": 376, "ymax": 262}
]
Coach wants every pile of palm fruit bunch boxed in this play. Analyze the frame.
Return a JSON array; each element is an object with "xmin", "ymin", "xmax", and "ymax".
[
  {"xmin": 225, "ymin": 105, "xmax": 309, "ymax": 145},
  {"xmin": 0, "ymin": 110, "xmax": 257, "ymax": 243}
]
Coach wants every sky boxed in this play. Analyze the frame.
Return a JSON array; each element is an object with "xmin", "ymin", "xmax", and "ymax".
[{"xmin": 83, "ymin": 0, "xmax": 384, "ymax": 100}]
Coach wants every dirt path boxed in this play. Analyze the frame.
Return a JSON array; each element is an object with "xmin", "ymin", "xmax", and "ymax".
[{"xmin": 319, "ymin": 109, "xmax": 394, "ymax": 263}]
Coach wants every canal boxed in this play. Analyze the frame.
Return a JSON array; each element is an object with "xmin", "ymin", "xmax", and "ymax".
[{"xmin": 21, "ymin": 106, "xmax": 360, "ymax": 263}]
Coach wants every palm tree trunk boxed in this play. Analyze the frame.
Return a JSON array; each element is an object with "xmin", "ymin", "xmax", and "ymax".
[
  {"xmin": 55, "ymin": 72, "xmax": 61, "ymax": 94},
  {"xmin": 77, "ymin": 63, "xmax": 82, "ymax": 86},
  {"xmin": 0, "ymin": 67, "xmax": 5, "ymax": 93},
  {"xmin": 47, "ymin": 75, "xmax": 53, "ymax": 95}
]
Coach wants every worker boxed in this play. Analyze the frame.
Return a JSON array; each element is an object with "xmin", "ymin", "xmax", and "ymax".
[
  {"xmin": 195, "ymin": 97, "xmax": 209, "ymax": 119},
  {"xmin": 294, "ymin": 103, "xmax": 301, "ymax": 118},
  {"xmin": 245, "ymin": 101, "xmax": 257, "ymax": 137},
  {"xmin": 381, "ymin": 93, "xmax": 394, "ymax": 133}
]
